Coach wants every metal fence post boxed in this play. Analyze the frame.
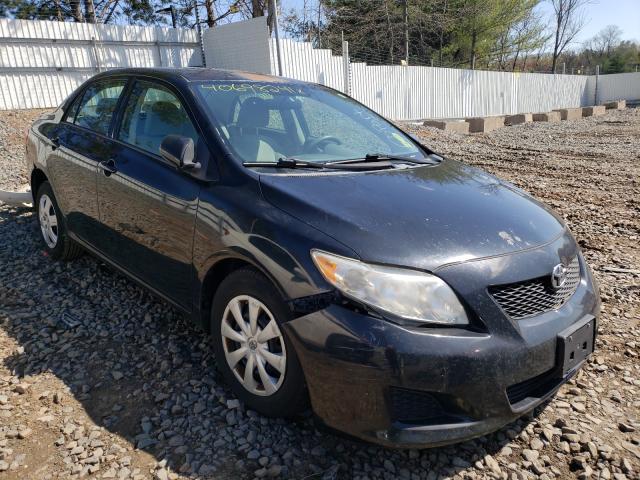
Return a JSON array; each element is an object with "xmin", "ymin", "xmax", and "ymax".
[
  {"xmin": 342, "ymin": 40, "xmax": 350, "ymax": 95},
  {"xmin": 595, "ymin": 65, "xmax": 600, "ymax": 105},
  {"xmin": 155, "ymin": 41, "xmax": 163, "ymax": 67},
  {"xmin": 90, "ymin": 37, "xmax": 102, "ymax": 72}
]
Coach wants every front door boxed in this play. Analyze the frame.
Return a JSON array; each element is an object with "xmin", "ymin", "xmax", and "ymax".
[{"xmin": 96, "ymin": 79, "xmax": 202, "ymax": 309}]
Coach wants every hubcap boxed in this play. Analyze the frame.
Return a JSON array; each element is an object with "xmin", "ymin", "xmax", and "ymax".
[
  {"xmin": 220, "ymin": 295, "xmax": 286, "ymax": 396},
  {"xmin": 38, "ymin": 194, "xmax": 58, "ymax": 249}
]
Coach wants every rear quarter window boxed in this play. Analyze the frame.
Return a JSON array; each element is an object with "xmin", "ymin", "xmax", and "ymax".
[{"xmin": 69, "ymin": 80, "xmax": 126, "ymax": 135}]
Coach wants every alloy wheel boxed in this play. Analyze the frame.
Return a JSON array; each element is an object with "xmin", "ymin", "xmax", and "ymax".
[
  {"xmin": 38, "ymin": 193, "xmax": 58, "ymax": 249},
  {"xmin": 220, "ymin": 295, "xmax": 287, "ymax": 396}
]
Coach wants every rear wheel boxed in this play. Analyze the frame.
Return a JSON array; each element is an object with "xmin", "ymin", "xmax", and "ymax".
[
  {"xmin": 211, "ymin": 268, "xmax": 307, "ymax": 417},
  {"xmin": 35, "ymin": 182, "xmax": 82, "ymax": 260}
]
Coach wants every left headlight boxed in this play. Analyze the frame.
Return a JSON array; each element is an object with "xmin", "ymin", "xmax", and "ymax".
[{"xmin": 311, "ymin": 250, "xmax": 469, "ymax": 325}]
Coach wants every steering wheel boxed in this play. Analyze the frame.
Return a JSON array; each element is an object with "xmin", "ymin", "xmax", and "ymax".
[{"xmin": 304, "ymin": 135, "xmax": 343, "ymax": 153}]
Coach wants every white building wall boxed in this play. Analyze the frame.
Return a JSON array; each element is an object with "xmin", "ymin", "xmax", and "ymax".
[{"xmin": 203, "ymin": 17, "xmax": 271, "ymax": 75}]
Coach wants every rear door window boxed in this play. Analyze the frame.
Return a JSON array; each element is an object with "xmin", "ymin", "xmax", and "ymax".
[
  {"xmin": 71, "ymin": 80, "xmax": 126, "ymax": 135},
  {"xmin": 117, "ymin": 80, "xmax": 198, "ymax": 156}
]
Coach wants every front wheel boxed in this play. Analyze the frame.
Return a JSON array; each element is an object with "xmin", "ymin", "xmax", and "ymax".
[
  {"xmin": 210, "ymin": 268, "xmax": 307, "ymax": 417},
  {"xmin": 35, "ymin": 182, "xmax": 82, "ymax": 260}
]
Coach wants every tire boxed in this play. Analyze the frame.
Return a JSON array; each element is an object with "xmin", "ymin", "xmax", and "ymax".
[
  {"xmin": 35, "ymin": 182, "xmax": 83, "ymax": 261},
  {"xmin": 210, "ymin": 267, "xmax": 308, "ymax": 417}
]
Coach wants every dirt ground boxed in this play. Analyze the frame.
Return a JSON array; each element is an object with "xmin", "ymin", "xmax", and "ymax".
[{"xmin": 0, "ymin": 107, "xmax": 639, "ymax": 480}]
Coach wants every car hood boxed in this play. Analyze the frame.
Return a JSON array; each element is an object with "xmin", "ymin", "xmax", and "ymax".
[{"xmin": 259, "ymin": 159, "xmax": 566, "ymax": 271}]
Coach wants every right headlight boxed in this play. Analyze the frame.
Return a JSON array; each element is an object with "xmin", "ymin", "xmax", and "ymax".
[{"xmin": 311, "ymin": 250, "xmax": 469, "ymax": 325}]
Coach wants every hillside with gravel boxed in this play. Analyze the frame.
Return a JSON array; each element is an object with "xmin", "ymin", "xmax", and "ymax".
[{"xmin": 0, "ymin": 107, "xmax": 639, "ymax": 480}]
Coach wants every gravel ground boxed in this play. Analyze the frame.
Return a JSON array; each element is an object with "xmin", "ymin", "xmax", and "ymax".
[{"xmin": 0, "ymin": 107, "xmax": 639, "ymax": 480}]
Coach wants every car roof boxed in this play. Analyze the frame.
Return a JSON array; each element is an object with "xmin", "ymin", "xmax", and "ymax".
[{"xmin": 91, "ymin": 67, "xmax": 307, "ymax": 85}]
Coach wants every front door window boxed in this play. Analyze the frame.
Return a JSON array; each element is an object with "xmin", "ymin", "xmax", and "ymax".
[{"xmin": 118, "ymin": 81, "xmax": 198, "ymax": 156}]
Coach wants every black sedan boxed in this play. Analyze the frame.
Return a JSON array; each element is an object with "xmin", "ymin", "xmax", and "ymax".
[{"xmin": 25, "ymin": 68, "xmax": 599, "ymax": 448}]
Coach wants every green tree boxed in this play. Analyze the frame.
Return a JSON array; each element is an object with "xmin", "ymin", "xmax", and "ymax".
[
  {"xmin": 289, "ymin": 0, "xmax": 546, "ymax": 69},
  {"xmin": 0, "ymin": 0, "xmax": 168, "ymax": 24}
]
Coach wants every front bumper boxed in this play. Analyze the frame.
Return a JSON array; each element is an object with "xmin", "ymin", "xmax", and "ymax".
[{"xmin": 283, "ymin": 238, "xmax": 600, "ymax": 448}]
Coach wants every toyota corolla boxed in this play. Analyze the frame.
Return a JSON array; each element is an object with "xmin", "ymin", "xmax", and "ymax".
[{"xmin": 25, "ymin": 68, "xmax": 599, "ymax": 447}]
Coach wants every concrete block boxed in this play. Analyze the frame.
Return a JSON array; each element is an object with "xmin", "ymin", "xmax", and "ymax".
[
  {"xmin": 603, "ymin": 100, "xmax": 626, "ymax": 110},
  {"xmin": 582, "ymin": 105, "xmax": 606, "ymax": 117},
  {"xmin": 553, "ymin": 108, "xmax": 582, "ymax": 121},
  {"xmin": 423, "ymin": 120, "xmax": 470, "ymax": 134},
  {"xmin": 504, "ymin": 113, "xmax": 533, "ymax": 126},
  {"xmin": 465, "ymin": 116, "xmax": 505, "ymax": 133},
  {"xmin": 532, "ymin": 111, "xmax": 561, "ymax": 122},
  {"xmin": 0, "ymin": 184, "xmax": 32, "ymax": 207}
]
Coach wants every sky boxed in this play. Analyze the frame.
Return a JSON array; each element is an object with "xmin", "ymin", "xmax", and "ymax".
[
  {"xmin": 536, "ymin": 0, "xmax": 640, "ymax": 46},
  {"xmin": 283, "ymin": 0, "xmax": 640, "ymax": 48}
]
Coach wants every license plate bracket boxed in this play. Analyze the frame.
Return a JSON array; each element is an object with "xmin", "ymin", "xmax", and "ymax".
[{"xmin": 557, "ymin": 316, "xmax": 595, "ymax": 377}]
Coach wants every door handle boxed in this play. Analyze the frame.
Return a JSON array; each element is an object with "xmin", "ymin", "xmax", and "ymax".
[{"xmin": 99, "ymin": 159, "xmax": 118, "ymax": 176}]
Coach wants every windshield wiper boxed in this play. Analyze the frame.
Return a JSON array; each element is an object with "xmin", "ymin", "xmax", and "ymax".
[
  {"xmin": 243, "ymin": 157, "xmax": 326, "ymax": 169},
  {"xmin": 244, "ymin": 156, "xmax": 393, "ymax": 171},
  {"xmin": 328, "ymin": 152, "xmax": 443, "ymax": 166}
]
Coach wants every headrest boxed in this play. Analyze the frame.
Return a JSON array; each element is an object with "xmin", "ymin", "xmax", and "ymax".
[
  {"xmin": 236, "ymin": 97, "xmax": 269, "ymax": 129},
  {"xmin": 149, "ymin": 101, "xmax": 182, "ymax": 126},
  {"xmin": 96, "ymin": 97, "xmax": 118, "ymax": 114}
]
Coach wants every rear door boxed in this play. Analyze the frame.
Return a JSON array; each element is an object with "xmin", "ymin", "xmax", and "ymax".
[
  {"xmin": 95, "ymin": 78, "xmax": 202, "ymax": 308},
  {"xmin": 46, "ymin": 78, "xmax": 127, "ymax": 243}
]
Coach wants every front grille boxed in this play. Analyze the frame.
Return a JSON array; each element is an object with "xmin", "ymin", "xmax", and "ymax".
[
  {"xmin": 389, "ymin": 387, "xmax": 445, "ymax": 424},
  {"xmin": 506, "ymin": 368, "xmax": 560, "ymax": 405},
  {"xmin": 489, "ymin": 256, "xmax": 580, "ymax": 319}
]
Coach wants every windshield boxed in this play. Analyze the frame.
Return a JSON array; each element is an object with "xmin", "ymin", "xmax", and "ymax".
[{"xmin": 193, "ymin": 81, "xmax": 427, "ymax": 164}]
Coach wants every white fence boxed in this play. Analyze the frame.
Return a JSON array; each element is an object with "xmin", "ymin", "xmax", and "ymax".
[
  {"xmin": 596, "ymin": 72, "xmax": 640, "ymax": 104},
  {"xmin": 0, "ymin": 18, "xmax": 201, "ymax": 110},
  {"xmin": 351, "ymin": 65, "xmax": 597, "ymax": 120},
  {"xmin": 266, "ymin": 30, "xmax": 639, "ymax": 120},
  {"xmin": 268, "ymin": 37, "xmax": 596, "ymax": 119},
  {"xmin": 1, "ymin": 17, "xmax": 639, "ymax": 118}
]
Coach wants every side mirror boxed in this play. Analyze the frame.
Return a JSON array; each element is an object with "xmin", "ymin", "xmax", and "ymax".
[
  {"xmin": 159, "ymin": 135, "xmax": 200, "ymax": 170},
  {"xmin": 409, "ymin": 133, "xmax": 422, "ymax": 144}
]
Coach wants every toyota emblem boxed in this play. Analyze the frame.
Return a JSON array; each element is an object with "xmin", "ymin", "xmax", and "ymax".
[{"xmin": 551, "ymin": 263, "xmax": 568, "ymax": 289}]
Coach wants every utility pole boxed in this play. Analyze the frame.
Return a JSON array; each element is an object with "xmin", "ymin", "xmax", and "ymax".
[
  {"xmin": 269, "ymin": 0, "xmax": 283, "ymax": 76},
  {"xmin": 403, "ymin": 0, "xmax": 409, "ymax": 65},
  {"xmin": 316, "ymin": 0, "xmax": 322, "ymax": 48},
  {"xmin": 194, "ymin": 0, "xmax": 207, "ymax": 67}
]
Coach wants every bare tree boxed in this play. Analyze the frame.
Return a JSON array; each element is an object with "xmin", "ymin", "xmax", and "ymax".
[
  {"xmin": 83, "ymin": 0, "xmax": 96, "ymax": 22},
  {"xmin": 69, "ymin": 0, "xmax": 84, "ymax": 21},
  {"xmin": 510, "ymin": 8, "xmax": 548, "ymax": 70},
  {"xmin": 549, "ymin": 0, "xmax": 589, "ymax": 73},
  {"xmin": 591, "ymin": 24, "xmax": 623, "ymax": 56},
  {"xmin": 251, "ymin": 0, "xmax": 262, "ymax": 17}
]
